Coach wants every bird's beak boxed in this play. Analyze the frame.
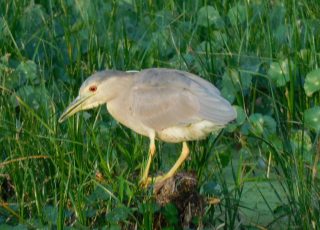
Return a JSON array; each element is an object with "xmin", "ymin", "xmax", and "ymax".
[{"xmin": 58, "ymin": 94, "xmax": 93, "ymax": 123}]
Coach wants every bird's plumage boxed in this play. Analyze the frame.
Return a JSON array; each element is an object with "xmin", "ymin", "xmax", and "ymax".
[
  {"xmin": 128, "ymin": 69, "xmax": 235, "ymax": 131},
  {"xmin": 59, "ymin": 68, "xmax": 236, "ymax": 187}
]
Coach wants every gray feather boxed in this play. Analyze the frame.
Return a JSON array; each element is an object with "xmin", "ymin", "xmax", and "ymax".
[{"xmin": 128, "ymin": 68, "xmax": 235, "ymax": 131}]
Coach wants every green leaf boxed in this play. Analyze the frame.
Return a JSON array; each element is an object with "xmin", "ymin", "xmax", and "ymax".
[
  {"xmin": 239, "ymin": 55, "xmax": 261, "ymax": 90},
  {"xmin": 0, "ymin": 18, "xmax": 10, "ymax": 43},
  {"xmin": 151, "ymin": 29, "xmax": 173, "ymax": 58},
  {"xmin": 43, "ymin": 205, "xmax": 58, "ymax": 223},
  {"xmin": 274, "ymin": 24, "xmax": 291, "ymax": 44},
  {"xmin": 106, "ymin": 206, "xmax": 131, "ymax": 223},
  {"xmin": 0, "ymin": 224, "xmax": 28, "ymax": 230},
  {"xmin": 17, "ymin": 3, "xmax": 49, "ymax": 59},
  {"xmin": 270, "ymin": 4, "xmax": 286, "ymax": 28},
  {"xmin": 227, "ymin": 3, "xmax": 246, "ymax": 26},
  {"xmin": 18, "ymin": 3, "xmax": 47, "ymax": 40},
  {"xmin": 138, "ymin": 202, "xmax": 160, "ymax": 215},
  {"xmin": 225, "ymin": 106, "xmax": 245, "ymax": 132},
  {"xmin": 0, "ymin": 54, "xmax": 12, "ymax": 81},
  {"xmin": 239, "ymin": 71, "xmax": 252, "ymax": 91},
  {"xmin": 239, "ymin": 147, "xmax": 252, "ymax": 159},
  {"xmin": 73, "ymin": 0, "xmax": 95, "ymax": 24},
  {"xmin": 290, "ymin": 130, "xmax": 314, "ymax": 166},
  {"xmin": 304, "ymin": 68, "xmax": 320, "ymax": 96},
  {"xmin": 109, "ymin": 224, "xmax": 122, "ymax": 230},
  {"xmin": 290, "ymin": 130, "xmax": 312, "ymax": 156},
  {"xmin": 267, "ymin": 59, "xmax": 291, "ymax": 87},
  {"xmin": 197, "ymin": 6, "xmax": 224, "ymax": 28},
  {"xmin": 11, "ymin": 85, "xmax": 51, "ymax": 112},
  {"xmin": 217, "ymin": 148, "xmax": 232, "ymax": 167},
  {"xmin": 262, "ymin": 116, "xmax": 277, "ymax": 137},
  {"xmin": 15, "ymin": 60, "xmax": 38, "ymax": 83},
  {"xmin": 221, "ymin": 68, "xmax": 240, "ymax": 103},
  {"xmin": 299, "ymin": 49, "xmax": 311, "ymax": 62},
  {"xmin": 200, "ymin": 181, "xmax": 222, "ymax": 196},
  {"xmin": 3, "ymin": 59, "xmax": 37, "ymax": 90},
  {"xmin": 155, "ymin": 10, "xmax": 174, "ymax": 27},
  {"xmin": 5, "ymin": 72, "xmax": 26, "ymax": 90},
  {"xmin": 235, "ymin": 106, "xmax": 246, "ymax": 125},
  {"xmin": 163, "ymin": 203, "xmax": 179, "ymax": 226},
  {"xmin": 87, "ymin": 186, "xmax": 112, "ymax": 202},
  {"xmin": 242, "ymin": 113, "xmax": 276, "ymax": 138},
  {"xmin": 211, "ymin": 31, "xmax": 227, "ymax": 50},
  {"xmin": 304, "ymin": 106, "xmax": 320, "ymax": 132},
  {"xmin": 196, "ymin": 31, "xmax": 227, "ymax": 52},
  {"xmin": 248, "ymin": 114, "xmax": 264, "ymax": 136},
  {"xmin": 11, "ymin": 86, "xmax": 34, "ymax": 108},
  {"xmin": 262, "ymin": 134, "xmax": 283, "ymax": 153}
]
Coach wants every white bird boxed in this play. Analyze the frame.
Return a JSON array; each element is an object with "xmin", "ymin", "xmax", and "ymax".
[{"xmin": 59, "ymin": 68, "xmax": 236, "ymax": 187}]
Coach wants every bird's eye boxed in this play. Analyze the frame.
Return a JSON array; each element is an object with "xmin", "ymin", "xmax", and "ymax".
[{"xmin": 89, "ymin": 85, "xmax": 97, "ymax": 92}]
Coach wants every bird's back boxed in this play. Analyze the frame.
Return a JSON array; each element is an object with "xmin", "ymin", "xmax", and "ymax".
[
  {"xmin": 107, "ymin": 68, "xmax": 236, "ymax": 142},
  {"xmin": 133, "ymin": 68, "xmax": 236, "ymax": 124}
]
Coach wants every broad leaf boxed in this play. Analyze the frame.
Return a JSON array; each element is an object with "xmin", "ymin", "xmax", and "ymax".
[
  {"xmin": 15, "ymin": 60, "xmax": 38, "ymax": 83},
  {"xmin": 267, "ymin": 59, "xmax": 291, "ymax": 87},
  {"xmin": 234, "ymin": 106, "xmax": 246, "ymax": 125},
  {"xmin": 197, "ymin": 6, "xmax": 224, "ymax": 28},
  {"xmin": 304, "ymin": 106, "xmax": 320, "ymax": 132},
  {"xmin": 304, "ymin": 68, "xmax": 320, "ymax": 96},
  {"xmin": 225, "ymin": 106, "xmax": 245, "ymax": 132},
  {"xmin": 201, "ymin": 181, "xmax": 222, "ymax": 196},
  {"xmin": 241, "ymin": 113, "xmax": 276, "ymax": 138},
  {"xmin": 290, "ymin": 130, "xmax": 312, "ymax": 156},
  {"xmin": 43, "ymin": 205, "xmax": 58, "ymax": 223},
  {"xmin": 11, "ymin": 85, "xmax": 50, "ymax": 111},
  {"xmin": 227, "ymin": 3, "xmax": 246, "ymax": 26},
  {"xmin": 221, "ymin": 68, "xmax": 240, "ymax": 103},
  {"xmin": 163, "ymin": 203, "xmax": 179, "ymax": 226},
  {"xmin": 106, "ymin": 206, "xmax": 131, "ymax": 222}
]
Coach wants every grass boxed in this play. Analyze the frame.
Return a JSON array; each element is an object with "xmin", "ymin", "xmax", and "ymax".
[{"xmin": 1, "ymin": 0, "xmax": 320, "ymax": 229}]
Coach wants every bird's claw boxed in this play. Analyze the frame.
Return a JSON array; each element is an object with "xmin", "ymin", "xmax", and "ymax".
[
  {"xmin": 139, "ymin": 177, "xmax": 152, "ymax": 188},
  {"xmin": 139, "ymin": 175, "xmax": 167, "ymax": 189}
]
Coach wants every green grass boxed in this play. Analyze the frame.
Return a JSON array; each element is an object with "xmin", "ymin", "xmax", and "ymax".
[{"xmin": 1, "ymin": 0, "xmax": 320, "ymax": 229}]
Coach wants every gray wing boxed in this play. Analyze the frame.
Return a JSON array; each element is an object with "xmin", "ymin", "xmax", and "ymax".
[
  {"xmin": 129, "ymin": 84, "xmax": 200, "ymax": 131},
  {"xmin": 129, "ymin": 68, "xmax": 236, "ymax": 131}
]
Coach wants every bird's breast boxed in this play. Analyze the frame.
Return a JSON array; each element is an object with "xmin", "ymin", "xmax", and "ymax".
[
  {"xmin": 156, "ymin": 120, "xmax": 224, "ymax": 143},
  {"xmin": 106, "ymin": 100, "xmax": 153, "ymax": 137}
]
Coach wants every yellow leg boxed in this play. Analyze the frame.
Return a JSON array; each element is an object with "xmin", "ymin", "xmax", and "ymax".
[
  {"xmin": 139, "ymin": 137, "xmax": 156, "ymax": 186},
  {"xmin": 153, "ymin": 141, "xmax": 189, "ymax": 183}
]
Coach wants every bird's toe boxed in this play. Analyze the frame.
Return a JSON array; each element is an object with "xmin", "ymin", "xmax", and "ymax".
[
  {"xmin": 139, "ymin": 177, "xmax": 152, "ymax": 188},
  {"xmin": 139, "ymin": 175, "xmax": 174, "ymax": 193}
]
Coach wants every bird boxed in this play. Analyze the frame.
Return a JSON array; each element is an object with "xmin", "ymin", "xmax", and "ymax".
[{"xmin": 58, "ymin": 68, "xmax": 236, "ymax": 187}]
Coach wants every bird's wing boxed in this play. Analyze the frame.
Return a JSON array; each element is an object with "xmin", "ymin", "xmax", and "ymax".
[
  {"xmin": 129, "ymin": 83, "xmax": 200, "ymax": 131},
  {"xmin": 128, "ymin": 69, "xmax": 235, "ymax": 131}
]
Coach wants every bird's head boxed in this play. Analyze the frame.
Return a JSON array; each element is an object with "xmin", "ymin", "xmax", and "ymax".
[{"xmin": 58, "ymin": 70, "xmax": 128, "ymax": 123}]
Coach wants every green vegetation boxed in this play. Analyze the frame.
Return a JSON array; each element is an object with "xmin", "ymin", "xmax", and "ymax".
[{"xmin": 1, "ymin": 0, "xmax": 320, "ymax": 229}]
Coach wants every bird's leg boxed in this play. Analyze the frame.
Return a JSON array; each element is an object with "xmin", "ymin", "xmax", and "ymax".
[
  {"xmin": 139, "ymin": 137, "xmax": 156, "ymax": 187},
  {"xmin": 153, "ymin": 141, "xmax": 189, "ymax": 184}
]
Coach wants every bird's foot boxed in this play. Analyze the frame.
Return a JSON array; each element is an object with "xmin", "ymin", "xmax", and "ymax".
[
  {"xmin": 139, "ymin": 175, "xmax": 169, "ymax": 190},
  {"xmin": 139, "ymin": 177, "xmax": 150, "ymax": 188}
]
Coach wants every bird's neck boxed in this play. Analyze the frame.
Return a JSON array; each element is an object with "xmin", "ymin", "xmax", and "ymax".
[{"xmin": 107, "ymin": 74, "xmax": 134, "ymax": 101}]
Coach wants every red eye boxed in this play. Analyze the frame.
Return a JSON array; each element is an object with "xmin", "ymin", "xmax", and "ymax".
[{"xmin": 89, "ymin": 85, "xmax": 97, "ymax": 92}]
